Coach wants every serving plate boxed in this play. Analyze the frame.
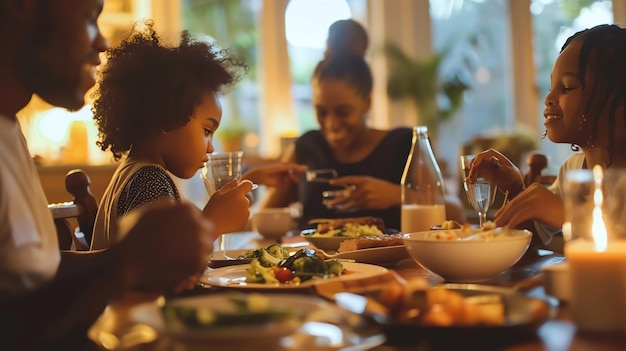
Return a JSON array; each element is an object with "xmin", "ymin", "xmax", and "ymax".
[
  {"xmin": 198, "ymin": 262, "xmax": 388, "ymax": 291},
  {"xmin": 129, "ymin": 292, "xmax": 385, "ymax": 351},
  {"xmin": 335, "ymin": 283, "xmax": 554, "ymax": 347},
  {"xmin": 130, "ymin": 293, "xmax": 321, "ymax": 344},
  {"xmin": 301, "ymin": 228, "xmax": 401, "ymax": 252}
]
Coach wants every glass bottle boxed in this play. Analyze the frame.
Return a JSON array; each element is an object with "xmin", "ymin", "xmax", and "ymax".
[{"xmin": 401, "ymin": 126, "xmax": 446, "ymax": 233}]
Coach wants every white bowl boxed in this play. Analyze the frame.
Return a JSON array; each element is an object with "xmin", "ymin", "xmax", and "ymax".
[
  {"xmin": 300, "ymin": 229, "xmax": 347, "ymax": 251},
  {"xmin": 402, "ymin": 228, "xmax": 532, "ymax": 282},
  {"xmin": 251, "ymin": 208, "xmax": 294, "ymax": 239}
]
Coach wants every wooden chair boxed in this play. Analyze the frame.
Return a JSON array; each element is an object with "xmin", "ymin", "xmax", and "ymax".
[{"xmin": 48, "ymin": 169, "xmax": 98, "ymax": 251}]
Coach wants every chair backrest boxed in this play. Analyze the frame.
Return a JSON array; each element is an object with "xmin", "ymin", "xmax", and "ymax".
[{"xmin": 49, "ymin": 169, "xmax": 98, "ymax": 251}]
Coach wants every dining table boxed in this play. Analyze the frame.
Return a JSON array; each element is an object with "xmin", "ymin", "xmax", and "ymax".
[{"xmin": 83, "ymin": 230, "xmax": 626, "ymax": 351}]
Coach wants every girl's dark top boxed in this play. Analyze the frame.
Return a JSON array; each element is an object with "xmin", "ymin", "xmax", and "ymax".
[
  {"xmin": 117, "ymin": 166, "xmax": 180, "ymax": 217},
  {"xmin": 294, "ymin": 127, "xmax": 413, "ymax": 230}
]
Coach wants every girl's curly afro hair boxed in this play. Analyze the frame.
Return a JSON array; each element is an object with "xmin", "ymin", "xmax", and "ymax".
[{"xmin": 91, "ymin": 20, "xmax": 247, "ymax": 161}]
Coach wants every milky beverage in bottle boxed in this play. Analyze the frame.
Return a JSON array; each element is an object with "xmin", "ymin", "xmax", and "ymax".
[
  {"xmin": 400, "ymin": 126, "xmax": 446, "ymax": 233},
  {"xmin": 401, "ymin": 204, "xmax": 446, "ymax": 233}
]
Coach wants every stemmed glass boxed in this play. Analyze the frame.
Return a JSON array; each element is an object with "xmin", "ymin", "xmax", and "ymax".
[{"xmin": 460, "ymin": 155, "xmax": 496, "ymax": 228}]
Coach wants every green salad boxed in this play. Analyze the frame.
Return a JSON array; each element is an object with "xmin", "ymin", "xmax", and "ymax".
[
  {"xmin": 161, "ymin": 293, "xmax": 300, "ymax": 331},
  {"xmin": 241, "ymin": 244, "xmax": 344, "ymax": 285}
]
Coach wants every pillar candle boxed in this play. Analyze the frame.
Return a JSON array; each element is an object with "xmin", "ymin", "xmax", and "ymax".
[{"xmin": 565, "ymin": 239, "xmax": 626, "ymax": 333}]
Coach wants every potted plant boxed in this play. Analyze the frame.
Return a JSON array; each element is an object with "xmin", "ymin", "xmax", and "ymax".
[{"xmin": 383, "ymin": 41, "xmax": 475, "ymax": 141}]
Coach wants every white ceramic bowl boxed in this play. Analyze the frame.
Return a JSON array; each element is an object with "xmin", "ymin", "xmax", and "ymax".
[
  {"xmin": 300, "ymin": 229, "xmax": 347, "ymax": 251},
  {"xmin": 251, "ymin": 208, "xmax": 294, "ymax": 239},
  {"xmin": 402, "ymin": 228, "xmax": 532, "ymax": 282}
]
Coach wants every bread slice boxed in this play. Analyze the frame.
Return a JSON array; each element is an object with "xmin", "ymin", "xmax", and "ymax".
[{"xmin": 338, "ymin": 234, "xmax": 404, "ymax": 252}]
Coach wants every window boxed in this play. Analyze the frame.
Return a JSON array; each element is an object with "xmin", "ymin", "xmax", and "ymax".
[
  {"xmin": 182, "ymin": 0, "xmax": 262, "ymax": 155},
  {"xmin": 284, "ymin": 0, "xmax": 367, "ymax": 134},
  {"xmin": 431, "ymin": 0, "xmax": 616, "ymax": 177}
]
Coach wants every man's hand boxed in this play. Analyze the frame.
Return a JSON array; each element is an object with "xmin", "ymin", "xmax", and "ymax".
[{"xmin": 113, "ymin": 199, "xmax": 216, "ymax": 292}]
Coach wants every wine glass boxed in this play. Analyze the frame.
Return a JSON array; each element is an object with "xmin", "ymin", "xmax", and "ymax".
[{"xmin": 460, "ymin": 155, "xmax": 496, "ymax": 228}]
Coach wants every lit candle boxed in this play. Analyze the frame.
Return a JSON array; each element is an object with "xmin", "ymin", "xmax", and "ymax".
[{"xmin": 565, "ymin": 165, "xmax": 626, "ymax": 333}]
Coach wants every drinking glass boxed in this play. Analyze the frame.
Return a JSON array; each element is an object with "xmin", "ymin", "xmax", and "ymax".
[
  {"xmin": 460, "ymin": 155, "xmax": 496, "ymax": 228},
  {"xmin": 201, "ymin": 151, "xmax": 243, "ymax": 197},
  {"xmin": 305, "ymin": 169, "xmax": 356, "ymax": 212}
]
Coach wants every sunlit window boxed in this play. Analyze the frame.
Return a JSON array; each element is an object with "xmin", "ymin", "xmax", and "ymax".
[
  {"xmin": 285, "ymin": 0, "xmax": 351, "ymax": 49},
  {"xmin": 432, "ymin": 0, "xmax": 517, "ymax": 170},
  {"xmin": 285, "ymin": 0, "xmax": 366, "ymax": 134}
]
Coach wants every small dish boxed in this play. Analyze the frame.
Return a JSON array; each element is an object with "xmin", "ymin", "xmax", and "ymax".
[{"xmin": 300, "ymin": 229, "xmax": 349, "ymax": 251}]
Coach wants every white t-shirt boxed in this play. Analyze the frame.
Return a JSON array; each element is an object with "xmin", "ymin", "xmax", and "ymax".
[
  {"xmin": 535, "ymin": 152, "xmax": 626, "ymax": 243},
  {"xmin": 0, "ymin": 115, "xmax": 60, "ymax": 294}
]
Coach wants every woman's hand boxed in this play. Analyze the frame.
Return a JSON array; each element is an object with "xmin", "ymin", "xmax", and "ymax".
[
  {"xmin": 243, "ymin": 163, "xmax": 308, "ymax": 187},
  {"xmin": 328, "ymin": 176, "xmax": 401, "ymax": 211},
  {"xmin": 467, "ymin": 148, "xmax": 524, "ymax": 195},
  {"xmin": 494, "ymin": 183, "xmax": 565, "ymax": 229},
  {"xmin": 203, "ymin": 179, "xmax": 252, "ymax": 234}
]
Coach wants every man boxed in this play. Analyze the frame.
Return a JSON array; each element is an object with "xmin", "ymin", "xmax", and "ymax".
[{"xmin": 0, "ymin": 1, "xmax": 217, "ymax": 349}]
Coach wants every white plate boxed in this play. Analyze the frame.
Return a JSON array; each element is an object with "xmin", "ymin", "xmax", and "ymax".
[
  {"xmin": 130, "ymin": 293, "xmax": 386, "ymax": 350},
  {"xmin": 130, "ymin": 294, "xmax": 324, "ymax": 343},
  {"xmin": 320, "ymin": 245, "xmax": 410, "ymax": 265},
  {"xmin": 199, "ymin": 262, "xmax": 388, "ymax": 290}
]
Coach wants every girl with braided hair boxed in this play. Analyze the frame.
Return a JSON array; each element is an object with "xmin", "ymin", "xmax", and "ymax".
[{"xmin": 467, "ymin": 24, "xmax": 626, "ymax": 252}]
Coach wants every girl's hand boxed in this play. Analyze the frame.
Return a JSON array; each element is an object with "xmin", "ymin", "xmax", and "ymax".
[
  {"xmin": 467, "ymin": 148, "xmax": 524, "ymax": 195},
  {"xmin": 328, "ymin": 176, "xmax": 401, "ymax": 211},
  {"xmin": 203, "ymin": 179, "xmax": 252, "ymax": 234},
  {"xmin": 243, "ymin": 163, "xmax": 308, "ymax": 187},
  {"xmin": 494, "ymin": 183, "xmax": 565, "ymax": 229}
]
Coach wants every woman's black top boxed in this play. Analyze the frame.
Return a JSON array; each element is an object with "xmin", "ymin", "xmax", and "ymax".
[{"xmin": 294, "ymin": 127, "xmax": 412, "ymax": 230}]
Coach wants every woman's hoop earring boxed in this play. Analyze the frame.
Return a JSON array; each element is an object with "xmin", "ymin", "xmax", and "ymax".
[
  {"xmin": 571, "ymin": 144, "xmax": 580, "ymax": 152},
  {"xmin": 541, "ymin": 130, "xmax": 547, "ymax": 140}
]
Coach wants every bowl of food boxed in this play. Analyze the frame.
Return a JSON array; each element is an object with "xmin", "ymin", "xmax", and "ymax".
[
  {"xmin": 300, "ymin": 216, "xmax": 394, "ymax": 251},
  {"xmin": 251, "ymin": 207, "xmax": 295, "ymax": 240},
  {"xmin": 402, "ymin": 227, "xmax": 532, "ymax": 282}
]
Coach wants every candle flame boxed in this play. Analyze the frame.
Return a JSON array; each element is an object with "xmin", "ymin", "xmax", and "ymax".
[{"xmin": 591, "ymin": 165, "xmax": 607, "ymax": 252}]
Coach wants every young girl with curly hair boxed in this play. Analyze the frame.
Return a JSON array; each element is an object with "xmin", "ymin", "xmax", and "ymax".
[
  {"xmin": 90, "ymin": 22, "xmax": 253, "ymax": 250},
  {"xmin": 468, "ymin": 24, "xmax": 626, "ymax": 252}
]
